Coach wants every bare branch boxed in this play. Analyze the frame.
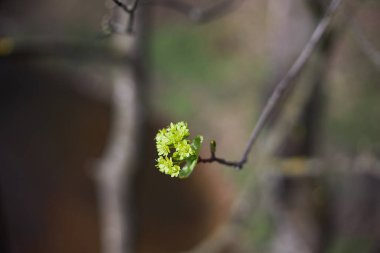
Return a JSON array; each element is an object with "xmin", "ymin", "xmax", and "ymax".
[
  {"xmin": 113, "ymin": 0, "xmax": 140, "ymax": 13},
  {"xmin": 198, "ymin": 155, "xmax": 242, "ymax": 168},
  {"xmin": 112, "ymin": 0, "xmax": 141, "ymax": 33},
  {"xmin": 239, "ymin": 0, "xmax": 342, "ymax": 165},
  {"xmin": 198, "ymin": 0, "xmax": 343, "ymax": 169}
]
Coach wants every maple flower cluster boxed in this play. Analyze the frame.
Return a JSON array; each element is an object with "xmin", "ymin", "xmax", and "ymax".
[
  {"xmin": 155, "ymin": 121, "xmax": 203, "ymax": 178},
  {"xmin": 155, "ymin": 122, "xmax": 195, "ymax": 177}
]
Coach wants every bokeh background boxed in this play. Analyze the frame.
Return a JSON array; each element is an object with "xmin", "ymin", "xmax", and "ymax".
[{"xmin": 0, "ymin": 0, "xmax": 379, "ymax": 252}]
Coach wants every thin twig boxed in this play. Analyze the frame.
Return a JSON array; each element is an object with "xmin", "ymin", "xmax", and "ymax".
[
  {"xmin": 198, "ymin": 155, "xmax": 241, "ymax": 168},
  {"xmin": 113, "ymin": 0, "xmax": 140, "ymax": 13},
  {"xmin": 198, "ymin": 0, "xmax": 343, "ymax": 169},
  {"xmin": 112, "ymin": 0, "xmax": 141, "ymax": 33}
]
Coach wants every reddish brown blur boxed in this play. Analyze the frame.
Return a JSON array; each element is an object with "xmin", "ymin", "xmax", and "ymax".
[{"xmin": 0, "ymin": 63, "xmax": 234, "ymax": 253}]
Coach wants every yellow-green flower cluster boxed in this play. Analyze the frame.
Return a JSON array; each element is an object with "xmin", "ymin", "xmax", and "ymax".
[
  {"xmin": 156, "ymin": 157, "xmax": 180, "ymax": 177},
  {"xmin": 155, "ymin": 122, "xmax": 195, "ymax": 177}
]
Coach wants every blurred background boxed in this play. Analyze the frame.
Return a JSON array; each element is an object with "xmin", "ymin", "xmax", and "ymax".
[{"xmin": 0, "ymin": 0, "xmax": 379, "ymax": 253}]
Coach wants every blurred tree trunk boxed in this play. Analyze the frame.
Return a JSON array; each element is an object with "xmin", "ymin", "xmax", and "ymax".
[
  {"xmin": 95, "ymin": 4, "xmax": 151, "ymax": 253},
  {"xmin": 266, "ymin": 1, "xmax": 336, "ymax": 253}
]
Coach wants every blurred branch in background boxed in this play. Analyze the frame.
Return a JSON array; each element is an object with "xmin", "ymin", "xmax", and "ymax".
[
  {"xmin": 112, "ymin": 0, "xmax": 140, "ymax": 33},
  {"xmin": 185, "ymin": 0, "xmax": 379, "ymax": 252},
  {"xmin": 0, "ymin": 0, "xmax": 242, "ymax": 58},
  {"xmin": 96, "ymin": 68, "xmax": 139, "ymax": 253},
  {"xmin": 352, "ymin": 22, "xmax": 380, "ymax": 69},
  {"xmin": 142, "ymin": 0, "xmax": 242, "ymax": 23},
  {"xmin": 0, "ymin": 0, "xmax": 377, "ymax": 251},
  {"xmin": 96, "ymin": 2, "xmax": 145, "ymax": 253},
  {"xmin": 0, "ymin": 36, "xmax": 133, "ymax": 62},
  {"xmin": 186, "ymin": 0, "xmax": 347, "ymax": 252},
  {"xmin": 197, "ymin": 0, "xmax": 343, "ymax": 170},
  {"xmin": 111, "ymin": 0, "xmax": 242, "ymax": 32}
]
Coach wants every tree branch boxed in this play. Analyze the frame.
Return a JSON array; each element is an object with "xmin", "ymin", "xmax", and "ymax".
[
  {"xmin": 198, "ymin": 0, "xmax": 343, "ymax": 169},
  {"xmin": 112, "ymin": 0, "xmax": 141, "ymax": 33},
  {"xmin": 111, "ymin": 0, "xmax": 241, "ymax": 33},
  {"xmin": 113, "ymin": 0, "xmax": 140, "ymax": 13}
]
